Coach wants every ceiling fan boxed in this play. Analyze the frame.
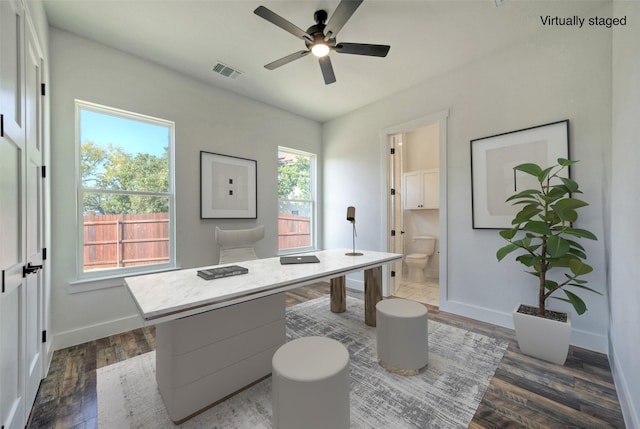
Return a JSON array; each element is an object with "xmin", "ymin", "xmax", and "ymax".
[{"xmin": 254, "ymin": 0, "xmax": 390, "ymax": 85}]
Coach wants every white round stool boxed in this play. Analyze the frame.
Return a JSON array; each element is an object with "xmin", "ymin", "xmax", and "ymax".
[
  {"xmin": 376, "ymin": 298, "xmax": 428, "ymax": 375},
  {"xmin": 272, "ymin": 336, "xmax": 350, "ymax": 429}
]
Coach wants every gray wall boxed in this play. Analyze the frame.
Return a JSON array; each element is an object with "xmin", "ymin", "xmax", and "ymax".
[
  {"xmin": 323, "ymin": 5, "xmax": 611, "ymax": 354},
  {"xmin": 49, "ymin": 28, "xmax": 322, "ymax": 348},
  {"xmin": 610, "ymin": 1, "xmax": 640, "ymax": 427}
]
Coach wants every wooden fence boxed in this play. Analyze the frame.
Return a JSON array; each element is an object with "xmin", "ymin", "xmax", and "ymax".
[
  {"xmin": 278, "ymin": 213, "xmax": 311, "ymax": 250},
  {"xmin": 83, "ymin": 211, "xmax": 311, "ymax": 271},
  {"xmin": 83, "ymin": 211, "xmax": 169, "ymax": 270}
]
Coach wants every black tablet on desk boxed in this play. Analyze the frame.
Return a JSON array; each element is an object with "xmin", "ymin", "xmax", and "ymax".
[{"xmin": 279, "ymin": 255, "xmax": 320, "ymax": 265}]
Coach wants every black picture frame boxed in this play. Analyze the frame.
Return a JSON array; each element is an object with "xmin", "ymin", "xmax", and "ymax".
[
  {"xmin": 470, "ymin": 120, "xmax": 569, "ymax": 229},
  {"xmin": 200, "ymin": 151, "xmax": 257, "ymax": 219}
]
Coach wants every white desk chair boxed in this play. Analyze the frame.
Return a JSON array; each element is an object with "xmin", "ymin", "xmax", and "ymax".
[{"xmin": 215, "ymin": 225, "xmax": 265, "ymax": 264}]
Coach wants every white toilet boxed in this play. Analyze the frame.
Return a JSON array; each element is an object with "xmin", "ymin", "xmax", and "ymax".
[{"xmin": 405, "ymin": 236, "xmax": 436, "ymax": 283}]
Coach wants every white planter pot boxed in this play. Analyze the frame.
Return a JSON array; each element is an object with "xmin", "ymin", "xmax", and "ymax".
[{"xmin": 512, "ymin": 305, "xmax": 571, "ymax": 365}]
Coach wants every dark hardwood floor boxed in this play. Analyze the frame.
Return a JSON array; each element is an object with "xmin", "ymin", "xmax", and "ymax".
[{"xmin": 27, "ymin": 283, "xmax": 625, "ymax": 428}]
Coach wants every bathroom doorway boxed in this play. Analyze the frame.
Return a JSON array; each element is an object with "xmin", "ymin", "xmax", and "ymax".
[{"xmin": 382, "ymin": 111, "xmax": 448, "ymax": 307}]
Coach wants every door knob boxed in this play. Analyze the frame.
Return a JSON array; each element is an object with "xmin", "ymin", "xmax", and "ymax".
[{"xmin": 23, "ymin": 263, "xmax": 43, "ymax": 277}]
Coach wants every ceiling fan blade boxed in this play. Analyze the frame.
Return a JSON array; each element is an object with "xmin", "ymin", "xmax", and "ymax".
[
  {"xmin": 318, "ymin": 56, "xmax": 336, "ymax": 85},
  {"xmin": 324, "ymin": 0, "xmax": 364, "ymax": 39},
  {"xmin": 254, "ymin": 6, "xmax": 312, "ymax": 41},
  {"xmin": 264, "ymin": 50, "xmax": 310, "ymax": 70},
  {"xmin": 335, "ymin": 43, "xmax": 390, "ymax": 57}
]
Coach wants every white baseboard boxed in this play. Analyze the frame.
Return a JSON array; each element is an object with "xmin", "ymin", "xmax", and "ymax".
[
  {"xmin": 439, "ymin": 299, "xmax": 513, "ymax": 329},
  {"xmin": 439, "ymin": 299, "xmax": 608, "ymax": 354},
  {"xmin": 610, "ymin": 341, "xmax": 640, "ymax": 429},
  {"xmin": 345, "ymin": 276, "xmax": 364, "ymax": 292},
  {"xmin": 52, "ymin": 314, "xmax": 142, "ymax": 351}
]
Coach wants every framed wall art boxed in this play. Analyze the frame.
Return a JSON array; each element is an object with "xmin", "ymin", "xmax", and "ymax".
[
  {"xmin": 200, "ymin": 151, "xmax": 257, "ymax": 219},
  {"xmin": 470, "ymin": 119, "xmax": 569, "ymax": 229}
]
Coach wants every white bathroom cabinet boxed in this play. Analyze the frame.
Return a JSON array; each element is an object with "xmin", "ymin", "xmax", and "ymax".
[{"xmin": 403, "ymin": 169, "xmax": 439, "ymax": 209}]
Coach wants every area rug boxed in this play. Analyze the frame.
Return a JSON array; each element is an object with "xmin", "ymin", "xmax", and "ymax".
[{"xmin": 98, "ymin": 296, "xmax": 508, "ymax": 428}]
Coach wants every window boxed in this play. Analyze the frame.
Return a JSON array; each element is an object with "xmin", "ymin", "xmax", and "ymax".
[
  {"xmin": 278, "ymin": 147, "xmax": 317, "ymax": 253},
  {"xmin": 76, "ymin": 100, "xmax": 175, "ymax": 278}
]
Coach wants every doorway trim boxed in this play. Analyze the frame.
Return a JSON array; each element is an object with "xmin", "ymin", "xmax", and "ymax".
[{"xmin": 379, "ymin": 109, "xmax": 449, "ymax": 301}]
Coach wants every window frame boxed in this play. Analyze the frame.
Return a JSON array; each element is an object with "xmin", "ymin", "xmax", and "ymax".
[
  {"xmin": 74, "ymin": 100, "xmax": 176, "ymax": 282},
  {"xmin": 277, "ymin": 146, "xmax": 317, "ymax": 255}
]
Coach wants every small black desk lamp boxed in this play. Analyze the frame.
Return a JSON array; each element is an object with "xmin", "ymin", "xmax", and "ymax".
[{"xmin": 345, "ymin": 206, "xmax": 363, "ymax": 256}]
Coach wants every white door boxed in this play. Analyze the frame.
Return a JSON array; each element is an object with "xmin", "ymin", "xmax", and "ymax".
[
  {"xmin": 1, "ymin": 3, "xmax": 46, "ymax": 427},
  {"xmin": 24, "ymin": 21, "xmax": 46, "ymax": 407},
  {"xmin": 0, "ymin": 1, "xmax": 28, "ymax": 428},
  {"xmin": 387, "ymin": 134, "xmax": 404, "ymax": 295}
]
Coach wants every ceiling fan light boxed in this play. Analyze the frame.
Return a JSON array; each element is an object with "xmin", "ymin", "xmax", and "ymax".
[{"xmin": 311, "ymin": 43, "xmax": 330, "ymax": 57}]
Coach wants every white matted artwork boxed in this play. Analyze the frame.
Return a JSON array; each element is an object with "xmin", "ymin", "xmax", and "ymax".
[
  {"xmin": 200, "ymin": 151, "xmax": 257, "ymax": 219},
  {"xmin": 471, "ymin": 120, "xmax": 569, "ymax": 229}
]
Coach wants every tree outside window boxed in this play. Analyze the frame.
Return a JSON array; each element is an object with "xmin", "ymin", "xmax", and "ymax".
[{"xmin": 278, "ymin": 148, "xmax": 316, "ymax": 252}]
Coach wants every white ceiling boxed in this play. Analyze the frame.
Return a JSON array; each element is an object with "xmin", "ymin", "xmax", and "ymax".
[{"xmin": 42, "ymin": 0, "xmax": 607, "ymax": 122}]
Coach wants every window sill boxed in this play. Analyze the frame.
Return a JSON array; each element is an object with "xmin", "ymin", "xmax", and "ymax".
[
  {"xmin": 69, "ymin": 266, "xmax": 181, "ymax": 294},
  {"xmin": 277, "ymin": 247, "xmax": 318, "ymax": 256}
]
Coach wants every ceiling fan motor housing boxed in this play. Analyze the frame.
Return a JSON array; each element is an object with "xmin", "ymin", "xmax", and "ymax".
[
  {"xmin": 254, "ymin": 0, "xmax": 390, "ymax": 85},
  {"xmin": 314, "ymin": 9, "xmax": 328, "ymax": 24}
]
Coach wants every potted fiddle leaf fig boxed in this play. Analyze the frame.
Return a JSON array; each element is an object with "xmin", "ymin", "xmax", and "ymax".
[{"xmin": 496, "ymin": 158, "xmax": 600, "ymax": 364}]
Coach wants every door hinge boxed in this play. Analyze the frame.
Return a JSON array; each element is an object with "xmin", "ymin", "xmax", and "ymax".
[
  {"xmin": 391, "ymin": 270, "xmax": 396, "ymax": 277},
  {"xmin": 391, "ymin": 230, "xmax": 396, "ymax": 236},
  {"xmin": 42, "ymin": 330, "xmax": 47, "ymax": 343},
  {"xmin": 390, "ymin": 188, "xmax": 395, "ymax": 195},
  {"xmin": 390, "ymin": 147, "xmax": 395, "ymax": 155},
  {"xmin": 41, "ymin": 83, "xmax": 46, "ymax": 96},
  {"xmin": 42, "ymin": 165, "xmax": 46, "ymax": 178},
  {"xmin": 1, "ymin": 270, "xmax": 4, "ymax": 293},
  {"xmin": 43, "ymin": 247, "xmax": 47, "ymax": 260},
  {"xmin": 1, "ymin": 113, "xmax": 4, "ymax": 137}
]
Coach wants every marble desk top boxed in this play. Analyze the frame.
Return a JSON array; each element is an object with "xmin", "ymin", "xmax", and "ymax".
[{"xmin": 125, "ymin": 248, "xmax": 402, "ymax": 325}]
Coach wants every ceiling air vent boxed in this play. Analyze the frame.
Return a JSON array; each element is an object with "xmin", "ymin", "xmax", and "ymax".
[{"xmin": 212, "ymin": 62, "xmax": 242, "ymax": 79}]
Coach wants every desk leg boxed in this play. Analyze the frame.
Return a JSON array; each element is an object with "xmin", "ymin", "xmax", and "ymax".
[
  {"xmin": 330, "ymin": 276, "xmax": 346, "ymax": 313},
  {"xmin": 364, "ymin": 266, "xmax": 382, "ymax": 326}
]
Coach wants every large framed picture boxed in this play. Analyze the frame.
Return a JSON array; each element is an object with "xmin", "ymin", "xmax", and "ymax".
[
  {"xmin": 200, "ymin": 151, "xmax": 257, "ymax": 219},
  {"xmin": 470, "ymin": 120, "xmax": 569, "ymax": 229}
]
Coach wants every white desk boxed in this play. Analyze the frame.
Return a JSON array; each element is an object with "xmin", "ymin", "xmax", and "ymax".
[{"xmin": 125, "ymin": 249, "xmax": 402, "ymax": 423}]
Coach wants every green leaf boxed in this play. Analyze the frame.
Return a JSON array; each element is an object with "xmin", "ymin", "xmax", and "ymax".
[
  {"xmin": 548, "ymin": 256, "xmax": 574, "ymax": 268},
  {"xmin": 523, "ymin": 221, "xmax": 551, "ymax": 235},
  {"xmin": 506, "ymin": 189, "xmax": 541, "ymax": 202},
  {"xmin": 558, "ymin": 290, "xmax": 588, "ymax": 315},
  {"xmin": 499, "ymin": 229, "xmax": 518, "ymax": 240},
  {"xmin": 539, "ymin": 166, "xmax": 555, "ymax": 183},
  {"xmin": 565, "ymin": 238, "xmax": 585, "ymax": 251},
  {"xmin": 548, "ymin": 186, "xmax": 569, "ymax": 200},
  {"xmin": 547, "ymin": 235, "xmax": 570, "ymax": 257},
  {"xmin": 557, "ymin": 158, "xmax": 578, "ymax": 167},
  {"xmin": 568, "ymin": 247, "xmax": 587, "ymax": 259},
  {"xmin": 562, "ymin": 209, "xmax": 578, "ymax": 223},
  {"xmin": 514, "ymin": 204, "xmax": 542, "ymax": 222},
  {"xmin": 516, "ymin": 254, "xmax": 537, "ymax": 267},
  {"xmin": 544, "ymin": 280, "xmax": 559, "ymax": 291},
  {"xmin": 567, "ymin": 283, "xmax": 602, "ymax": 295},
  {"xmin": 514, "ymin": 163, "xmax": 543, "ymax": 178},
  {"xmin": 510, "ymin": 199, "xmax": 541, "ymax": 206},
  {"xmin": 554, "ymin": 198, "xmax": 589, "ymax": 211},
  {"xmin": 569, "ymin": 259, "xmax": 593, "ymax": 276},
  {"xmin": 560, "ymin": 177, "xmax": 579, "ymax": 193},
  {"xmin": 497, "ymin": 244, "xmax": 519, "ymax": 261},
  {"xmin": 563, "ymin": 228, "xmax": 598, "ymax": 240}
]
